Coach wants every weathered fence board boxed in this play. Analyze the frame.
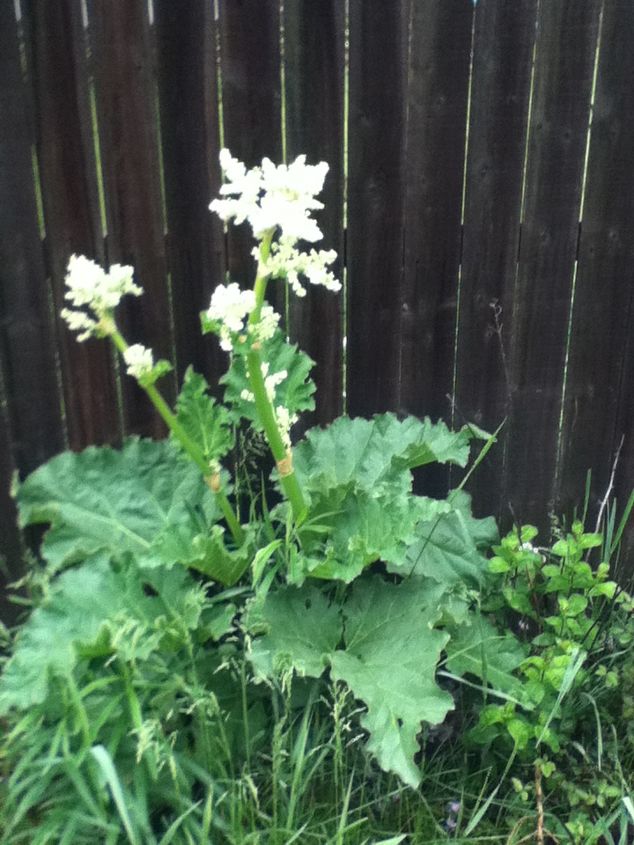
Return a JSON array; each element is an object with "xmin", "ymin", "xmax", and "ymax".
[
  {"xmin": 284, "ymin": 0, "xmax": 345, "ymax": 425},
  {"xmin": 455, "ymin": 0, "xmax": 538, "ymax": 518},
  {"xmin": 90, "ymin": 0, "xmax": 175, "ymax": 436},
  {"xmin": 23, "ymin": 0, "xmax": 121, "ymax": 450},
  {"xmin": 0, "ymin": 3, "xmax": 65, "ymax": 472},
  {"xmin": 399, "ymin": 0, "xmax": 474, "ymax": 498},
  {"xmin": 0, "ymin": 366, "xmax": 22, "ymax": 624},
  {"xmin": 155, "ymin": 0, "xmax": 226, "ymax": 388},
  {"xmin": 503, "ymin": 0, "xmax": 602, "ymax": 527},
  {"xmin": 346, "ymin": 0, "xmax": 409, "ymax": 418},
  {"xmin": 398, "ymin": 0, "xmax": 473, "ymax": 425},
  {"xmin": 218, "ymin": 0, "xmax": 282, "ymax": 294},
  {"xmin": 557, "ymin": 0, "xmax": 634, "ymax": 529}
]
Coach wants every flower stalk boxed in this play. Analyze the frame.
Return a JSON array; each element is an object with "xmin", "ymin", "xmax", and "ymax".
[
  {"xmin": 109, "ymin": 327, "xmax": 244, "ymax": 546},
  {"xmin": 245, "ymin": 232, "xmax": 307, "ymax": 522}
]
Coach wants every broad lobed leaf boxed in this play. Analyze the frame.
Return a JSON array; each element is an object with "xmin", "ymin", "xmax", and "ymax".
[
  {"xmin": 173, "ymin": 367, "xmax": 234, "ymax": 464},
  {"xmin": 285, "ymin": 415, "xmax": 493, "ymax": 584},
  {"xmin": 0, "ymin": 560, "xmax": 203, "ymax": 713},
  {"xmin": 331, "ymin": 577, "xmax": 453, "ymax": 788},
  {"xmin": 247, "ymin": 575, "xmax": 453, "ymax": 787},
  {"xmin": 388, "ymin": 490, "xmax": 498, "ymax": 587},
  {"xmin": 16, "ymin": 438, "xmax": 220, "ymax": 573}
]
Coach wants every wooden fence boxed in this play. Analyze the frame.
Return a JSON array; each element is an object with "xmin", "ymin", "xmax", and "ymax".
[{"xmin": 1, "ymin": 0, "xmax": 633, "ymax": 618}]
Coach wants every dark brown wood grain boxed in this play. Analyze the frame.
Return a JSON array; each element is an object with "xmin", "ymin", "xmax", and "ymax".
[
  {"xmin": 398, "ymin": 0, "xmax": 474, "ymax": 499},
  {"xmin": 218, "ymin": 0, "xmax": 282, "ymax": 292},
  {"xmin": 284, "ymin": 0, "xmax": 345, "ymax": 425},
  {"xmin": 155, "ymin": 0, "xmax": 227, "ymax": 391},
  {"xmin": 346, "ymin": 0, "xmax": 409, "ymax": 418},
  {"xmin": 0, "ymin": 2, "xmax": 65, "ymax": 617},
  {"xmin": 455, "ymin": 0, "xmax": 538, "ymax": 519},
  {"xmin": 398, "ymin": 0, "xmax": 473, "ymax": 425},
  {"xmin": 503, "ymin": 0, "xmax": 602, "ymax": 528},
  {"xmin": 556, "ymin": 0, "xmax": 634, "ymax": 537},
  {"xmin": 23, "ymin": 0, "xmax": 121, "ymax": 450},
  {"xmin": 89, "ymin": 0, "xmax": 175, "ymax": 436},
  {"xmin": 0, "ymin": 2, "xmax": 65, "ymax": 473},
  {"xmin": 0, "ymin": 383, "xmax": 24, "ymax": 625},
  {"xmin": 614, "ymin": 321, "xmax": 634, "ymax": 575}
]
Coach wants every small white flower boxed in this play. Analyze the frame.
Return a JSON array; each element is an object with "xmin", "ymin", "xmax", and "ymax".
[
  {"xmin": 248, "ymin": 303, "xmax": 280, "ymax": 344},
  {"xmin": 206, "ymin": 283, "xmax": 256, "ymax": 350},
  {"xmin": 239, "ymin": 363, "xmax": 287, "ymax": 404},
  {"xmin": 60, "ymin": 307, "xmax": 98, "ymax": 342},
  {"xmin": 263, "ymin": 366, "xmax": 287, "ymax": 402},
  {"xmin": 256, "ymin": 238, "xmax": 341, "ymax": 296},
  {"xmin": 123, "ymin": 344, "xmax": 154, "ymax": 381},
  {"xmin": 62, "ymin": 254, "xmax": 142, "ymax": 341},
  {"xmin": 275, "ymin": 405, "xmax": 298, "ymax": 450}
]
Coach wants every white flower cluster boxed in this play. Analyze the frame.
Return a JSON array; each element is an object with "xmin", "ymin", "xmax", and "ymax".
[
  {"xmin": 209, "ymin": 149, "xmax": 341, "ymax": 298},
  {"xmin": 123, "ymin": 344, "xmax": 154, "ymax": 381},
  {"xmin": 251, "ymin": 303, "xmax": 280, "ymax": 343},
  {"xmin": 255, "ymin": 238, "xmax": 340, "ymax": 298},
  {"xmin": 206, "ymin": 283, "xmax": 281, "ymax": 351},
  {"xmin": 61, "ymin": 254, "xmax": 142, "ymax": 341},
  {"xmin": 206, "ymin": 283, "xmax": 256, "ymax": 351},
  {"xmin": 211, "ymin": 149, "xmax": 328, "ymax": 242}
]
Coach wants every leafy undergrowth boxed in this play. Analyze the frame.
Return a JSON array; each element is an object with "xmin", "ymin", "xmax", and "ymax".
[{"xmin": 3, "ymin": 148, "xmax": 634, "ymax": 843}]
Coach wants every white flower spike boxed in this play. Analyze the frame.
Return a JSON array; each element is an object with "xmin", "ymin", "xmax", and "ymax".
[
  {"xmin": 123, "ymin": 344, "xmax": 154, "ymax": 381},
  {"xmin": 61, "ymin": 254, "xmax": 142, "ymax": 341},
  {"xmin": 206, "ymin": 283, "xmax": 256, "ymax": 351},
  {"xmin": 210, "ymin": 149, "xmax": 329, "ymax": 243}
]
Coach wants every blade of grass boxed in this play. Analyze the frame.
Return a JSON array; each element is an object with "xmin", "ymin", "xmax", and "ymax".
[{"xmin": 90, "ymin": 745, "xmax": 139, "ymax": 845}]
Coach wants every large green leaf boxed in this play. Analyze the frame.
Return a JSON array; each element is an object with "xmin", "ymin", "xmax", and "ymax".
[
  {"xmin": 293, "ymin": 413, "xmax": 481, "ymax": 496},
  {"xmin": 152, "ymin": 523, "xmax": 255, "ymax": 586},
  {"xmin": 300, "ymin": 492, "xmax": 445, "ymax": 584},
  {"xmin": 221, "ymin": 328, "xmax": 315, "ymax": 426},
  {"xmin": 285, "ymin": 415, "xmax": 486, "ymax": 583},
  {"xmin": 388, "ymin": 490, "xmax": 498, "ymax": 587},
  {"xmin": 247, "ymin": 576, "xmax": 453, "ymax": 787},
  {"xmin": 16, "ymin": 439, "xmax": 219, "ymax": 573},
  {"xmin": 248, "ymin": 585, "xmax": 342, "ymax": 678},
  {"xmin": 0, "ymin": 560, "xmax": 202, "ymax": 713},
  {"xmin": 173, "ymin": 367, "xmax": 234, "ymax": 464},
  {"xmin": 445, "ymin": 613, "xmax": 527, "ymax": 700},
  {"xmin": 330, "ymin": 577, "xmax": 453, "ymax": 787}
]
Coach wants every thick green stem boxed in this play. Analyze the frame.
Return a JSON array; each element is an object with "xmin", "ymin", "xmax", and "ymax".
[
  {"xmin": 246, "ymin": 348, "xmax": 306, "ymax": 521},
  {"xmin": 110, "ymin": 327, "xmax": 244, "ymax": 545},
  {"xmin": 245, "ymin": 232, "xmax": 307, "ymax": 522}
]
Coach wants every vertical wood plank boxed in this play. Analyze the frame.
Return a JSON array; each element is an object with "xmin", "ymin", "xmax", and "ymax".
[
  {"xmin": 0, "ymin": 364, "xmax": 24, "ymax": 625},
  {"xmin": 0, "ymin": 2, "xmax": 65, "ymax": 473},
  {"xmin": 346, "ymin": 0, "xmax": 409, "ymax": 418},
  {"xmin": 614, "ymin": 323, "xmax": 634, "ymax": 574},
  {"xmin": 284, "ymin": 0, "xmax": 345, "ymax": 424},
  {"xmin": 24, "ymin": 0, "xmax": 121, "ymax": 450},
  {"xmin": 90, "ymin": 0, "xmax": 175, "ymax": 436},
  {"xmin": 455, "ymin": 0, "xmax": 538, "ymax": 517},
  {"xmin": 155, "ymin": 0, "xmax": 226, "ymax": 389},
  {"xmin": 218, "ymin": 0, "xmax": 282, "ymax": 289},
  {"xmin": 503, "ymin": 0, "xmax": 602, "ymax": 527},
  {"xmin": 557, "ymin": 1, "xmax": 634, "ymax": 531},
  {"xmin": 398, "ymin": 0, "xmax": 473, "ymax": 424}
]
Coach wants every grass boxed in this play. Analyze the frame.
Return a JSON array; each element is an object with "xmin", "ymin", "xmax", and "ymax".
[{"xmin": 3, "ymin": 664, "xmax": 633, "ymax": 845}]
